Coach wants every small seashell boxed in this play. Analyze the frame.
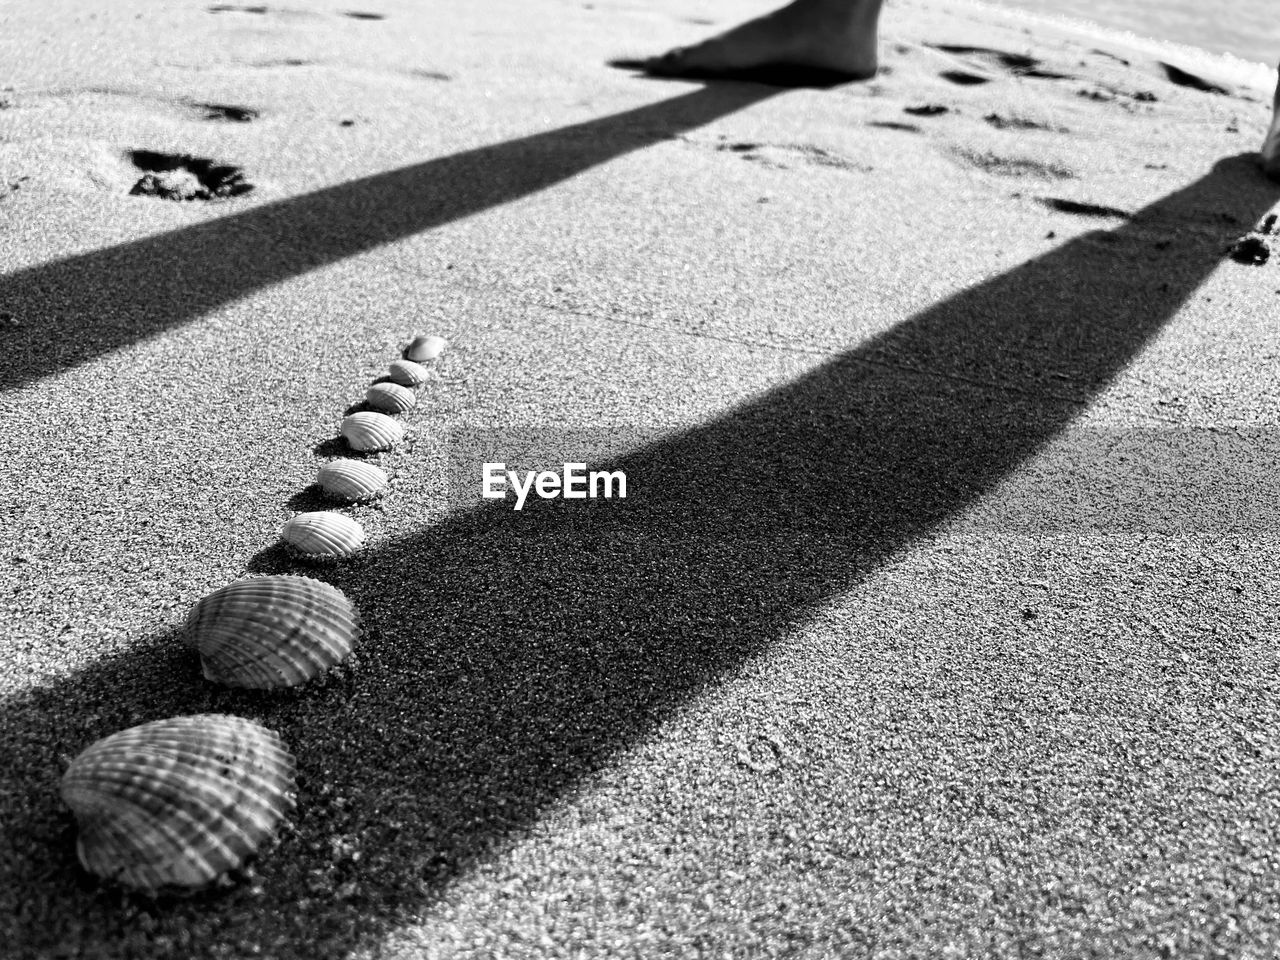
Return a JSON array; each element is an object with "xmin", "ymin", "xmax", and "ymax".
[
  {"xmin": 186, "ymin": 575, "xmax": 360, "ymax": 688},
  {"xmin": 281, "ymin": 512, "xmax": 364, "ymax": 560},
  {"xmin": 386, "ymin": 358, "xmax": 428, "ymax": 387},
  {"xmin": 365, "ymin": 382, "xmax": 415, "ymax": 414},
  {"xmin": 316, "ymin": 459, "xmax": 388, "ymax": 502},
  {"xmin": 340, "ymin": 411, "xmax": 404, "ymax": 452},
  {"xmin": 404, "ymin": 334, "xmax": 447, "ymax": 362},
  {"xmin": 61, "ymin": 714, "xmax": 296, "ymax": 892}
]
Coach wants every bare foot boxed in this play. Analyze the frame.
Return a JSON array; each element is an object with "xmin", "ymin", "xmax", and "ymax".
[
  {"xmin": 644, "ymin": 0, "xmax": 882, "ymax": 81},
  {"xmin": 1263, "ymin": 61, "xmax": 1280, "ymax": 180}
]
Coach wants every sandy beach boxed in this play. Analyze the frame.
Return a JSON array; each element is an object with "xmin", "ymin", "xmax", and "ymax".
[{"xmin": 3, "ymin": 0, "xmax": 1280, "ymax": 957}]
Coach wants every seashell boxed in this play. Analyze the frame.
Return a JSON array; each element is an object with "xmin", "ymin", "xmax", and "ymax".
[
  {"xmin": 365, "ymin": 382, "xmax": 415, "ymax": 414},
  {"xmin": 340, "ymin": 411, "xmax": 404, "ymax": 452},
  {"xmin": 386, "ymin": 358, "xmax": 428, "ymax": 387},
  {"xmin": 186, "ymin": 575, "xmax": 360, "ymax": 688},
  {"xmin": 281, "ymin": 512, "xmax": 364, "ymax": 560},
  {"xmin": 404, "ymin": 334, "xmax": 447, "ymax": 362},
  {"xmin": 61, "ymin": 714, "xmax": 296, "ymax": 892},
  {"xmin": 316, "ymin": 459, "xmax": 388, "ymax": 502}
]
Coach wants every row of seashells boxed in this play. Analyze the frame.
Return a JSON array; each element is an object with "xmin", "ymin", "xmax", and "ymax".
[
  {"xmin": 281, "ymin": 335, "xmax": 447, "ymax": 561},
  {"xmin": 61, "ymin": 333, "xmax": 448, "ymax": 894}
]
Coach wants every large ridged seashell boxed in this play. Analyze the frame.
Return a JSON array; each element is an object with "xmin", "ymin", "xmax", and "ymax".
[
  {"xmin": 281, "ymin": 512, "xmax": 364, "ymax": 560},
  {"xmin": 404, "ymin": 334, "xmax": 447, "ymax": 362},
  {"xmin": 365, "ymin": 382, "xmax": 415, "ymax": 414},
  {"xmin": 386, "ymin": 359, "xmax": 428, "ymax": 387},
  {"xmin": 61, "ymin": 714, "xmax": 296, "ymax": 892},
  {"xmin": 186, "ymin": 575, "xmax": 360, "ymax": 688},
  {"xmin": 340, "ymin": 411, "xmax": 404, "ymax": 452},
  {"xmin": 316, "ymin": 459, "xmax": 388, "ymax": 503}
]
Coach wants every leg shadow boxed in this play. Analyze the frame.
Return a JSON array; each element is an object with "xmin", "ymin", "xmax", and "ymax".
[
  {"xmin": 2, "ymin": 155, "xmax": 1275, "ymax": 957},
  {"xmin": 0, "ymin": 83, "xmax": 778, "ymax": 396}
]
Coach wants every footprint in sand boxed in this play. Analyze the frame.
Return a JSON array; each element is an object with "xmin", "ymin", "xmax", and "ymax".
[
  {"xmin": 197, "ymin": 102, "xmax": 260, "ymax": 122},
  {"xmin": 904, "ymin": 104, "xmax": 950, "ymax": 117},
  {"xmin": 869, "ymin": 121, "xmax": 922, "ymax": 133},
  {"xmin": 714, "ymin": 141, "xmax": 789, "ymax": 169},
  {"xmin": 941, "ymin": 70, "xmax": 990, "ymax": 87},
  {"xmin": 709, "ymin": 137, "xmax": 870, "ymax": 172},
  {"xmin": 252, "ymin": 58, "xmax": 311, "ymax": 68},
  {"xmin": 1158, "ymin": 62, "xmax": 1230, "ymax": 97},
  {"xmin": 1091, "ymin": 49, "xmax": 1132, "ymax": 67},
  {"xmin": 1075, "ymin": 58, "xmax": 1237, "ymax": 106},
  {"xmin": 983, "ymin": 113, "xmax": 1068, "ymax": 133},
  {"xmin": 1038, "ymin": 197, "xmax": 1129, "ymax": 219},
  {"xmin": 127, "ymin": 150, "xmax": 253, "ymax": 201},
  {"xmin": 1077, "ymin": 84, "xmax": 1158, "ymax": 108},
  {"xmin": 208, "ymin": 4, "xmax": 322, "ymax": 19},
  {"xmin": 952, "ymin": 148, "xmax": 1074, "ymax": 181},
  {"xmin": 930, "ymin": 44, "xmax": 1076, "ymax": 85}
]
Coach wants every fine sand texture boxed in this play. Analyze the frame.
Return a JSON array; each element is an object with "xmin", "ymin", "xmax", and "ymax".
[{"xmin": 3, "ymin": 0, "xmax": 1280, "ymax": 957}]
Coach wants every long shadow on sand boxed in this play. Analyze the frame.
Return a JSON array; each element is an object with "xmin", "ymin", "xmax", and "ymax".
[
  {"xmin": 1, "ymin": 139, "xmax": 1276, "ymax": 956},
  {"xmin": 0, "ymin": 83, "xmax": 779, "ymax": 395}
]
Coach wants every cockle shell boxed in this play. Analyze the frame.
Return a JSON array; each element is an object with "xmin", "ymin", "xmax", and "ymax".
[
  {"xmin": 386, "ymin": 359, "xmax": 428, "ymax": 387},
  {"xmin": 340, "ymin": 411, "xmax": 404, "ymax": 452},
  {"xmin": 365, "ymin": 382, "xmax": 415, "ymax": 414},
  {"xmin": 186, "ymin": 575, "xmax": 360, "ymax": 688},
  {"xmin": 404, "ymin": 334, "xmax": 447, "ymax": 362},
  {"xmin": 61, "ymin": 714, "xmax": 296, "ymax": 892},
  {"xmin": 281, "ymin": 512, "xmax": 364, "ymax": 560},
  {"xmin": 316, "ymin": 459, "xmax": 388, "ymax": 502}
]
